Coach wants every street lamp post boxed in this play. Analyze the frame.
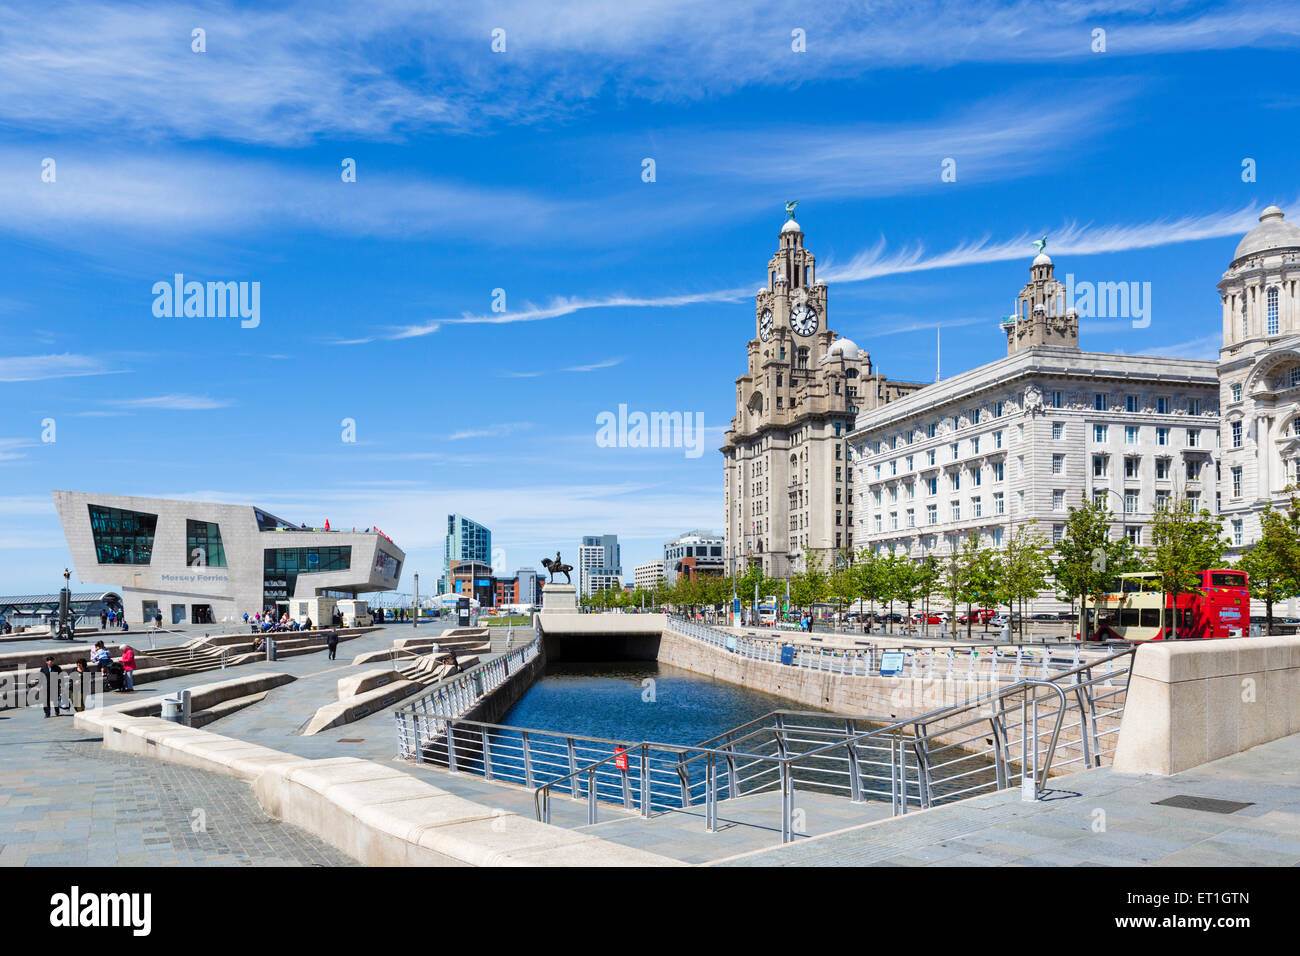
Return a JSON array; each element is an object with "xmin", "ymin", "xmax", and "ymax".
[{"xmin": 412, "ymin": 573, "xmax": 419, "ymax": 629}]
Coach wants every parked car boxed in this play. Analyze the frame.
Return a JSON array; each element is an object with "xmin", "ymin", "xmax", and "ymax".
[
  {"xmin": 957, "ymin": 608, "xmax": 997, "ymax": 625},
  {"xmin": 910, "ymin": 612, "xmax": 948, "ymax": 625}
]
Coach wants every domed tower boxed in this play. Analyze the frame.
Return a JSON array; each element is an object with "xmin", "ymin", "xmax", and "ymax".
[
  {"xmin": 1217, "ymin": 205, "xmax": 1300, "ymax": 558},
  {"xmin": 1002, "ymin": 240, "xmax": 1079, "ymax": 355}
]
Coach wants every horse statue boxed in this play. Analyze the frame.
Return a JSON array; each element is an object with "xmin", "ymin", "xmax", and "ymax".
[{"xmin": 541, "ymin": 552, "xmax": 573, "ymax": 585}]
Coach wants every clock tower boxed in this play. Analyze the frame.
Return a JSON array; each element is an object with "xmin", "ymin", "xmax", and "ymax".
[{"xmin": 722, "ymin": 211, "xmax": 927, "ymax": 579}]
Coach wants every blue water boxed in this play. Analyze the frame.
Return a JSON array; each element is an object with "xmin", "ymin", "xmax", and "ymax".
[{"xmin": 501, "ymin": 660, "xmax": 804, "ymax": 746}]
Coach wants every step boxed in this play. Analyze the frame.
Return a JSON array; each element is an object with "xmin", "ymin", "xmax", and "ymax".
[{"xmin": 189, "ymin": 690, "xmax": 269, "ymax": 728}]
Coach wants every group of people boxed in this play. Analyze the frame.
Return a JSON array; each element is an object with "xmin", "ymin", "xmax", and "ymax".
[
  {"xmin": 244, "ymin": 611, "xmax": 311, "ymax": 633},
  {"xmin": 97, "ymin": 608, "xmax": 131, "ymax": 631},
  {"xmin": 37, "ymin": 641, "xmax": 135, "ymax": 717}
]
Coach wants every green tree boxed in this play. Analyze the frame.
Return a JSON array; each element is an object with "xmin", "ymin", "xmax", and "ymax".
[
  {"xmin": 915, "ymin": 556, "xmax": 942, "ymax": 638},
  {"xmin": 1000, "ymin": 525, "xmax": 1052, "ymax": 640},
  {"xmin": 1235, "ymin": 500, "xmax": 1300, "ymax": 633},
  {"xmin": 789, "ymin": 550, "xmax": 829, "ymax": 622},
  {"xmin": 883, "ymin": 553, "xmax": 923, "ymax": 633},
  {"xmin": 1053, "ymin": 493, "xmax": 1139, "ymax": 640},
  {"xmin": 1148, "ymin": 497, "xmax": 1229, "ymax": 639}
]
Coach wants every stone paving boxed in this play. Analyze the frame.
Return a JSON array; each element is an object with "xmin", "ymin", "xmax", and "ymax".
[
  {"xmin": 711, "ymin": 732, "xmax": 1300, "ymax": 866},
  {"xmin": 0, "ymin": 710, "xmax": 356, "ymax": 866}
]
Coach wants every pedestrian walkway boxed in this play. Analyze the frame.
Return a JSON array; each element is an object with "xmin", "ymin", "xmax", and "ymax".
[
  {"xmin": 0, "ymin": 707, "xmax": 356, "ymax": 866},
  {"xmin": 711, "ymin": 732, "xmax": 1300, "ymax": 866}
]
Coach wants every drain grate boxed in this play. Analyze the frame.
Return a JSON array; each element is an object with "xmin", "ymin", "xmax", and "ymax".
[{"xmin": 1153, "ymin": 795, "xmax": 1254, "ymax": 814}]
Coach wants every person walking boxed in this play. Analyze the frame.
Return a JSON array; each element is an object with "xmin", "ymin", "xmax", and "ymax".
[
  {"xmin": 39, "ymin": 656, "xmax": 63, "ymax": 717},
  {"xmin": 325, "ymin": 629, "xmax": 338, "ymax": 661},
  {"xmin": 120, "ymin": 645, "xmax": 136, "ymax": 692},
  {"xmin": 100, "ymin": 609, "xmax": 108, "ymax": 631},
  {"xmin": 154, "ymin": 611, "xmax": 163, "ymax": 629}
]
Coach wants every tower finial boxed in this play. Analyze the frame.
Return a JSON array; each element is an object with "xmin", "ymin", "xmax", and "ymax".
[
  {"xmin": 784, "ymin": 200, "xmax": 799, "ymax": 220},
  {"xmin": 1032, "ymin": 235, "xmax": 1047, "ymax": 254}
]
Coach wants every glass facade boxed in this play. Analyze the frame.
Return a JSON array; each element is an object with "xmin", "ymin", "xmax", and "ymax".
[
  {"xmin": 88, "ymin": 504, "xmax": 157, "ymax": 565},
  {"xmin": 445, "ymin": 514, "xmax": 492, "ymax": 571},
  {"xmin": 373, "ymin": 549, "xmax": 401, "ymax": 579},
  {"xmin": 263, "ymin": 547, "xmax": 351, "ymax": 603},
  {"xmin": 186, "ymin": 519, "xmax": 227, "ymax": 567}
]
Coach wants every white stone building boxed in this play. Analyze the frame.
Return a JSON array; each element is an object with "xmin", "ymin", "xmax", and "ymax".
[
  {"xmin": 848, "ymin": 252, "xmax": 1220, "ymax": 580},
  {"xmin": 662, "ymin": 530, "xmax": 724, "ymax": 583},
  {"xmin": 722, "ymin": 214, "xmax": 927, "ymax": 578},
  {"xmin": 1216, "ymin": 206, "xmax": 1300, "ymax": 557},
  {"xmin": 52, "ymin": 491, "xmax": 405, "ymax": 624},
  {"xmin": 633, "ymin": 561, "xmax": 665, "ymax": 591}
]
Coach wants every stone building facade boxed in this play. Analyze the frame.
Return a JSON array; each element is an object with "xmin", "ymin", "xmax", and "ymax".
[
  {"xmin": 848, "ymin": 253, "xmax": 1220, "ymax": 579},
  {"xmin": 1215, "ymin": 206, "xmax": 1300, "ymax": 556},
  {"xmin": 722, "ymin": 215, "xmax": 926, "ymax": 578}
]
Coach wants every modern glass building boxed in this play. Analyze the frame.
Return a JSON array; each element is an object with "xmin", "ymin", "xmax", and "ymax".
[
  {"xmin": 578, "ymin": 534, "xmax": 622, "ymax": 596},
  {"xmin": 54, "ymin": 491, "xmax": 405, "ymax": 624},
  {"xmin": 445, "ymin": 513, "xmax": 492, "ymax": 575}
]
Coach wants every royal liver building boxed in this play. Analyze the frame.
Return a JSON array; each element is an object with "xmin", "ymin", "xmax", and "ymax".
[
  {"xmin": 1217, "ymin": 205, "xmax": 1300, "ymax": 554},
  {"xmin": 721, "ymin": 211, "xmax": 926, "ymax": 578}
]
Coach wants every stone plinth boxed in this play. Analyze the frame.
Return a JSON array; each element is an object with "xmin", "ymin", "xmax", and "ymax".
[{"xmin": 540, "ymin": 582, "xmax": 578, "ymax": 614}]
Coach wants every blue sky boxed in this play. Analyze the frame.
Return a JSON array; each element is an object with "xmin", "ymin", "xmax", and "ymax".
[{"xmin": 1, "ymin": 1, "xmax": 1297, "ymax": 592}]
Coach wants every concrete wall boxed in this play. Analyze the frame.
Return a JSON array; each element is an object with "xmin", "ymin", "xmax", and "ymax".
[{"xmin": 1112, "ymin": 635, "xmax": 1300, "ymax": 775}]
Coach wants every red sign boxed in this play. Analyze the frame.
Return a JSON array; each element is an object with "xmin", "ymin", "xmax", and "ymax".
[{"xmin": 614, "ymin": 746, "xmax": 628, "ymax": 771}]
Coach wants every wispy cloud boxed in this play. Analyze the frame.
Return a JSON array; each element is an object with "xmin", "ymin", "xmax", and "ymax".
[
  {"xmin": 106, "ymin": 394, "xmax": 233, "ymax": 411},
  {"xmin": 447, "ymin": 422, "xmax": 533, "ymax": 441},
  {"xmin": 501, "ymin": 357, "xmax": 624, "ymax": 378},
  {"xmin": 0, "ymin": 149, "xmax": 566, "ymax": 243},
  {"xmin": 2, "ymin": 2, "xmax": 1295, "ymax": 145},
  {"xmin": 0, "ymin": 353, "xmax": 120, "ymax": 383},
  {"xmin": 820, "ymin": 201, "xmax": 1285, "ymax": 284},
  {"xmin": 356, "ymin": 290, "xmax": 749, "ymax": 344}
]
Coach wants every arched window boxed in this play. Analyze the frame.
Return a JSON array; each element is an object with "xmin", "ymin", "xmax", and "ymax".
[{"xmin": 1267, "ymin": 287, "xmax": 1280, "ymax": 335}]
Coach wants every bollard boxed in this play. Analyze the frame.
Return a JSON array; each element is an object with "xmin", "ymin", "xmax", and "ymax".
[
  {"xmin": 266, "ymin": 637, "xmax": 277, "ymax": 661},
  {"xmin": 180, "ymin": 689, "xmax": 192, "ymax": 726}
]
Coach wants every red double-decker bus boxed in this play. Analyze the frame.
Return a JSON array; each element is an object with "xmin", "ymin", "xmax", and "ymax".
[{"xmin": 1083, "ymin": 569, "xmax": 1250, "ymax": 642}]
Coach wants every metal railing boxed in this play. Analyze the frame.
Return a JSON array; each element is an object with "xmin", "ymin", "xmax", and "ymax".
[
  {"xmin": 668, "ymin": 616, "xmax": 1104, "ymax": 683},
  {"xmin": 527, "ymin": 646, "xmax": 1132, "ymax": 843},
  {"xmin": 394, "ymin": 620, "xmax": 542, "ymax": 758}
]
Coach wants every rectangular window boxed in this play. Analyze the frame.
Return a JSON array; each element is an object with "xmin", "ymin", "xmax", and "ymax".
[
  {"xmin": 186, "ymin": 519, "xmax": 227, "ymax": 568},
  {"xmin": 994, "ymin": 430, "xmax": 1003, "ymax": 449},
  {"xmin": 992, "ymin": 462, "xmax": 1005, "ymax": 481},
  {"xmin": 88, "ymin": 505, "xmax": 158, "ymax": 565},
  {"xmin": 972, "ymin": 436, "xmax": 980, "ymax": 454},
  {"xmin": 1052, "ymin": 454, "xmax": 1064, "ymax": 474},
  {"xmin": 1268, "ymin": 288, "xmax": 1279, "ymax": 336},
  {"xmin": 927, "ymin": 423, "xmax": 937, "ymax": 438},
  {"xmin": 1052, "ymin": 525, "xmax": 1064, "ymax": 543},
  {"xmin": 1155, "ymin": 491, "xmax": 1169, "ymax": 511},
  {"xmin": 927, "ymin": 505, "xmax": 937, "ymax": 525},
  {"xmin": 972, "ymin": 497, "xmax": 982, "ymax": 518},
  {"xmin": 1232, "ymin": 421, "xmax": 1242, "ymax": 447},
  {"xmin": 1186, "ymin": 460, "xmax": 1202, "ymax": 480},
  {"xmin": 1125, "ymin": 457, "xmax": 1140, "ymax": 479},
  {"xmin": 994, "ymin": 492, "xmax": 1005, "ymax": 515},
  {"xmin": 951, "ymin": 501, "xmax": 961, "ymax": 521},
  {"xmin": 1124, "ymin": 491, "xmax": 1138, "ymax": 514},
  {"xmin": 994, "ymin": 401, "xmax": 1004, "ymax": 417},
  {"xmin": 1094, "ymin": 393, "xmax": 1108, "ymax": 411},
  {"xmin": 1189, "ymin": 398, "xmax": 1201, "ymax": 415},
  {"xmin": 1093, "ymin": 425, "xmax": 1108, "ymax": 443},
  {"xmin": 927, "ymin": 477, "xmax": 938, "ymax": 496},
  {"xmin": 1125, "ymin": 426, "xmax": 1138, "ymax": 444},
  {"xmin": 972, "ymin": 409, "xmax": 981, "ymax": 424},
  {"xmin": 1093, "ymin": 455, "xmax": 1107, "ymax": 478},
  {"xmin": 951, "ymin": 472, "xmax": 961, "ymax": 491},
  {"xmin": 927, "ymin": 449, "xmax": 937, "ymax": 466},
  {"xmin": 1232, "ymin": 466, "xmax": 1242, "ymax": 497},
  {"xmin": 1233, "ymin": 519, "xmax": 1243, "ymax": 546},
  {"xmin": 1050, "ymin": 390, "xmax": 1063, "ymax": 409},
  {"xmin": 906, "ymin": 509, "xmax": 915, "ymax": 528},
  {"xmin": 1157, "ymin": 396, "xmax": 1170, "ymax": 414},
  {"xmin": 1187, "ymin": 429, "xmax": 1200, "ymax": 448},
  {"xmin": 973, "ymin": 468, "xmax": 982, "ymax": 486},
  {"xmin": 1231, "ymin": 383, "xmax": 1243, "ymax": 403},
  {"xmin": 1052, "ymin": 422, "xmax": 1063, "ymax": 440},
  {"xmin": 951, "ymin": 442, "xmax": 959, "ymax": 460},
  {"xmin": 1052, "ymin": 490, "xmax": 1064, "ymax": 510},
  {"xmin": 1155, "ymin": 458, "xmax": 1171, "ymax": 479},
  {"xmin": 1157, "ymin": 427, "xmax": 1169, "ymax": 446},
  {"xmin": 1125, "ymin": 395, "xmax": 1138, "ymax": 413}
]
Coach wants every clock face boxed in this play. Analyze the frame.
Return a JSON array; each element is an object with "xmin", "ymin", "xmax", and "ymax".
[
  {"xmin": 791, "ymin": 302, "xmax": 819, "ymax": 336},
  {"xmin": 759, "ymin": 309, "xmax": 773, "ymax": 341}
]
